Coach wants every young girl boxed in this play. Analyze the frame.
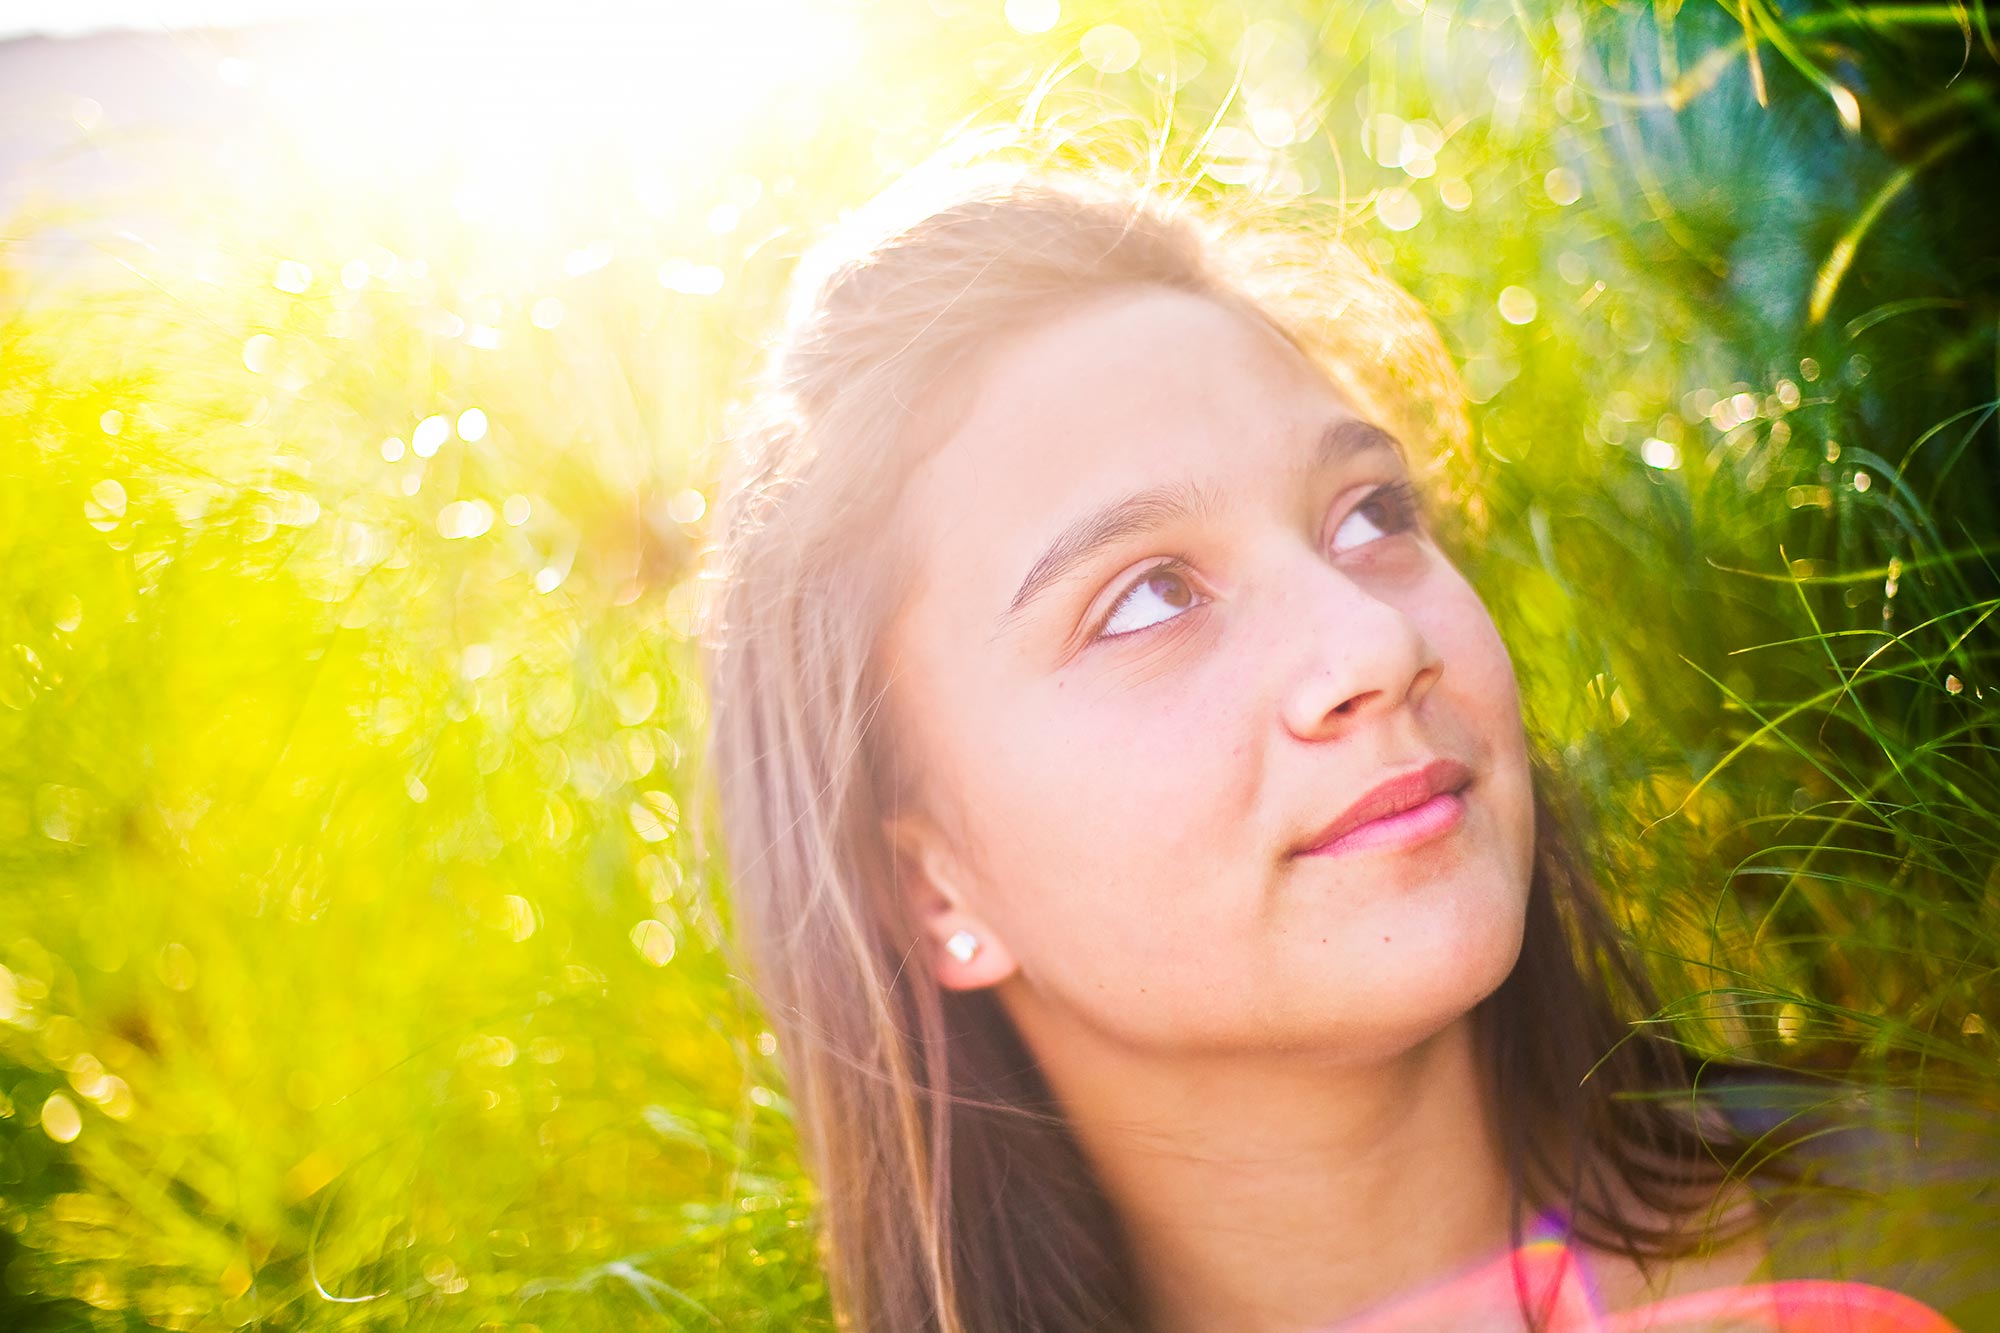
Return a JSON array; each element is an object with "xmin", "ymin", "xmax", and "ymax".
[{"xmin": 694, "ymin": 162, "xmax": 1971, "ymax": 1332}]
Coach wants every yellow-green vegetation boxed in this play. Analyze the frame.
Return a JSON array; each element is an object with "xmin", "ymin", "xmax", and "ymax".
[{"xmin": 1, "ymin": 0, "xmax": 1996, "ymax": 1328}]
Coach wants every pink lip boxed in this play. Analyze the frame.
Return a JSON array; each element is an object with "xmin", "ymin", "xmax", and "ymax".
[
  {"xmin": 1296, "ymin": 789, "xmax": 1466, "ymax": 857},
  {"xmin": 1293, "ymin": 756, "xmax": 1473, "ymax": 857}
]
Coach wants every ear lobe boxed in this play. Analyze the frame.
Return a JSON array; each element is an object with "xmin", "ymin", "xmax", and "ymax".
[{"xmin": 880, "ymin": 814, "xmax": 1019, "ymax": 992}]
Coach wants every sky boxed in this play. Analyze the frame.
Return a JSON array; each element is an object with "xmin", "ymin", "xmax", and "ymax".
[{"xmin": 0, "ymin": 0, "xmax": 628, "ymax": 41}]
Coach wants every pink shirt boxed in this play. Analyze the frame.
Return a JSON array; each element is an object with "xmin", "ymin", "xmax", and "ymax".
[{"xmin": 1321, "ymin": 1240, "xmax": 1959, "ymax": 1332}]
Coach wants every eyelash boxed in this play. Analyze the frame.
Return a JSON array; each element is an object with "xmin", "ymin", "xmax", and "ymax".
[{"xmin": 1089, "ymin": 479, "xmax": 1425, "ymax": 645}]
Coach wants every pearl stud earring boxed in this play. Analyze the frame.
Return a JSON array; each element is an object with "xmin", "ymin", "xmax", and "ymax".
[{"xmin": 944, "ymin": 930, "xmax": 980, "ymax": 964}]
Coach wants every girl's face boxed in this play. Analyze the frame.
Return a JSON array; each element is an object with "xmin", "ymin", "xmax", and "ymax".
[{"xmin": 877, "ymin": 285, "xmax": 1537, "ymax": 1063}]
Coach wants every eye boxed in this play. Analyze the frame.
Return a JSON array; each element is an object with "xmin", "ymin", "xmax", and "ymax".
[
  {"xmin": 1088, "ymin": 480, "xmax": 1424, "ymax": 645},
  {"xmin": 1330, "ymin": 479, "xmax": 1423, "ymax": 554},
  {"xmin": 1094, "ymin": 557, "xmax": 1203, "ymax": 642}
]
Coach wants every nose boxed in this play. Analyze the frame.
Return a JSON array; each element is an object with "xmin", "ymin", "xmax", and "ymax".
[{"xmin": 1279, "ymin": 559, "xmax": 1443, "ymax": 742}]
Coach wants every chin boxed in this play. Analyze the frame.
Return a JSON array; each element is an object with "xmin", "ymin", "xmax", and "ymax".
[{"xmin": 1350, "ymin": 909, "xmax": 1531, "ymax": 1053}]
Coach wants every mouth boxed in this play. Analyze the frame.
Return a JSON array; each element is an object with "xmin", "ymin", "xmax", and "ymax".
[{"xmin": 1292, "ymin": 756, "xmax": 1473, "ymax": 858}]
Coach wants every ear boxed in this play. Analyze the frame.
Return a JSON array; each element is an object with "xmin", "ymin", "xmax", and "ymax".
[{"xmin": 880, "ymin": 812, "xmax": 1019, "ymax": 992}]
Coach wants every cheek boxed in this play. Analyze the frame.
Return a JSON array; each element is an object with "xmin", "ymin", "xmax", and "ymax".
[
  {"xmin": 1058, "ymin": 652, "xmax": 1271, "ymax": 857},
  {"xmin": 935, "ymin": 674, "xmax": 1258, "ymax": 970},
  {"xmin": 1424, "ymin": 574, "xmax": 1524, "ymax": 732},
  {"xmin": 1427, "ymin": 580, "xmax": 1537, "ymax": 870}
]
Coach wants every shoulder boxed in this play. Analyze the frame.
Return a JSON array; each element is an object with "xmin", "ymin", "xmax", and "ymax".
[{"xmin": 1691, "ymin": 1063, "xmax": 2000, "ymax": 1325}]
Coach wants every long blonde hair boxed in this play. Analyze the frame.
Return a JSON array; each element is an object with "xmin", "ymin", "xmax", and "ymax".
[{"xmin": 696, "ymin": 157, "xmax": 1732, "ymax": 1333}]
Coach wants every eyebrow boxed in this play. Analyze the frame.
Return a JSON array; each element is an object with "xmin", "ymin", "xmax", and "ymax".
[{"xmin": 994, "ymin": 418, "xmax": 1405, "ymax": 636}]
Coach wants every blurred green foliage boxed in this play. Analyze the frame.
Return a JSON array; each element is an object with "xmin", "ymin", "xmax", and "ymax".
[{"xmin": 0, "ymin": 0, "xmax": 1995, "ymax": 1328}]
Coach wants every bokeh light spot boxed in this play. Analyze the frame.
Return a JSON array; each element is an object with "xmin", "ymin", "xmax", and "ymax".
[
  {"xmin": 85, "ymin": 480, "xmax": 127, "ymax": 531},
  {"xmin": 666, "ymin": 488, "xmax": 707, "ymax": 524},
  {"xmin": 1006, "ymin": 0, "xmax": 1060, "ymax": 35},
  {"xmin": 241, "ymin": 334, "xmax": 276, "ymax": 374},
  {"xmin": 1252, "ymin": 105, "xmax": 1298, "ymax": 148},
  {"xmin": 42, "ymin": 1092, "xmax": 82, "ymax": 1144},
  {"xmin": 616, "ymin": 675, "xmax": 661, "ymax": 726},
  {"xmin": 1081, "ymin": 24, "xmax": 1139, "ymax": 74},
  {"xmin": 437, "ymin": 499, "xmax": 495, "ymax": 539},
  {"xmin": 1830, "ymin": 84, "xmax": 1862, "ymax": 130},
  {"xmin": 631, "ymin": 919, "xmax": 677, "ymax": 966},
  {"xmin": 158, "ymin": 943, "xmax": 196, "ymax": 991},
  {"xmin": 1498, "ymin": 285, "xmax": 1538, "ymax": 324},
  {"xmin": 96, "ymin": 1076, "xmax": 134, "ymax": 1120},
  {"xmin": 412, "ymin": 414, "xmax": 450, "ymax": 458},
  {"xmin": 456, "ymin": 408, "xmax": 489, "ymax": 442},
  {"xmin": 564, "ymin": 242, "xmax": 615, "ymax": 277},
  {"xmin": 1375, "ymin": 186, "xmax": 1422, "ymax": 231},
  {"xmin": 659, "ymin": 260, "xmax": 725, "ymax": 295},
  {"xmin": 630, "ymin": 791, "xmax": 680, "ymax": 844},
  {"xmin": 501, "ymin": 895, "xmax": 537, "ymax": 942}
]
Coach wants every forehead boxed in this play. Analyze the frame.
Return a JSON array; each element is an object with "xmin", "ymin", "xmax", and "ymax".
[
  {"xmin": 926, "ymin": 284, "xmax": 1334, "ymax": 475},
  {"xmin": 891, "ymin": 284, "xmax": 1349, "ymax": 592}
]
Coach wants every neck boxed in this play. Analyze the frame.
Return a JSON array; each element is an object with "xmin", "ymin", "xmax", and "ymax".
[{"xmin": 1010, "ymin": 1004, "xmax": 1518, "ymax": 1333}]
